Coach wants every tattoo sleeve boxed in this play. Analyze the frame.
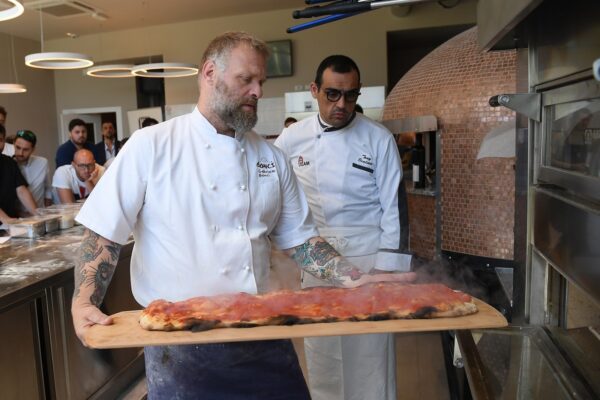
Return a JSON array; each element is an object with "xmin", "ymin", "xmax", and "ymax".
[
  {"xmin": 73, "ymin": 229, "xmax": 122, "ymax": 307},
  {"xmin": 288, "ymin": 237, "xmax": 363, "ymax": 286}
]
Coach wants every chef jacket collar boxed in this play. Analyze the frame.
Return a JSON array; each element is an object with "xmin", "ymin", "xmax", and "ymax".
[{"xmin": 317, "ymin": 112, "xmax": 356, "ymax": 133}]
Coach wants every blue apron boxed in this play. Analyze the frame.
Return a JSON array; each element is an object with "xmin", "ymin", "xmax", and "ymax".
[{"xmin": 144, "ymin": 339, "xmax": 310, "ymax": 400}]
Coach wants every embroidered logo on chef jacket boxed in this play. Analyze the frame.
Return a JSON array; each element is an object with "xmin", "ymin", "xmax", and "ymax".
[
  {"xmin": 297, "ymin": 156, "xmax": 311, "ymax": 167},
  {"xmin": 352, "ymin": 153, "xmax": 374, "ymax": 173},
  {"xmin": 256, "ymin": 157, "xmax": 276, "ymax": 177}
]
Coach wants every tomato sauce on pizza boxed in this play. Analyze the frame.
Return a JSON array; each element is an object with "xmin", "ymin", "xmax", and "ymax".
[{"xmin": 139, "ymin": 282, "xmax": 477, "ymax": 331}]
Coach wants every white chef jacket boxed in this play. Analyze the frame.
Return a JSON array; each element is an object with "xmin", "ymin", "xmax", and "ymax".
[
  {"xmin": 76, "ymin": 107, "xmax": 317, "ymax": 307},
  {"xmin": 18, "ymin": 155, "xmax": 52, "ymax": 207},
  {"xmin": 275, "ymin": 113, "xmax": 411, "ymax": 271}
]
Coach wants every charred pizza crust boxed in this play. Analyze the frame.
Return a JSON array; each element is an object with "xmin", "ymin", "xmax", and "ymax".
[{"xmin": 139, "ymin": 283, "xmax": 478, "ymax": 332}]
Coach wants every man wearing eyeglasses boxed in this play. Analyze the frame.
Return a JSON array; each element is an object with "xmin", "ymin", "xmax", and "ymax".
[
  {"xmin": 275, "ymin": 55, "xmax": 411, "ymax": 400},
  {"xmin": 13, "ymin": 130, "xmax": 53, "ymax": 208},
  {"xmin": 52, "ymin": 149, "xmax": 104, "ymax": 204}
]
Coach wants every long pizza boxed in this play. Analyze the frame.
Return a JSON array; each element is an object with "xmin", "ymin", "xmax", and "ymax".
[{"xmin": 139, "ymin": 282, "xmax": 478, "ymax": 332}]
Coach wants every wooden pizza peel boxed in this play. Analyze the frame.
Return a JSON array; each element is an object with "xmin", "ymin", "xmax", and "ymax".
[{"xmin": 85, "ymin": 298, "xmax": 507, "ymax": 349}]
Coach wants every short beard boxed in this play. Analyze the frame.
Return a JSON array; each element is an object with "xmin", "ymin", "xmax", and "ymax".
[{"xmin": 213, "ymin": 79, "xmax": 257, "ymax": 134}]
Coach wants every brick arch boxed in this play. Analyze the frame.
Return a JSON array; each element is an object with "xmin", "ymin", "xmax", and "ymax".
[{"xmin": 384, "ymin": 26, "xmax": 517, "ymax": 260}]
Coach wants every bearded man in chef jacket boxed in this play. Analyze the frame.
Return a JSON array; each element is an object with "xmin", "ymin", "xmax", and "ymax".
[
  {"xmin": 71, "ymin": 33, "xmax": 414, "ymax": 400},
  {"xmin": 275, "ymin": 55, "xmax": 412, "ymax": 400}
]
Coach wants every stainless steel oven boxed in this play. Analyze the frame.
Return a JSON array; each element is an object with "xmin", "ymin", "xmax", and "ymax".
[
  {"xmin": 464, "ymin": 1, "xmax": 600, "ymax": 399},
  {"xmin": 538, "ymin": 80, "xmax": 600, "ymax": 201}
]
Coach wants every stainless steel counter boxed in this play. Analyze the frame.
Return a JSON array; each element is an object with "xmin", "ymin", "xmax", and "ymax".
[
  {"xmin": 0, "ymin": 226, "xmax": 143, "ymax": 400},
  {"xmin": 0, "ymin": 226, "xmax": 85, "ymax": 304}
]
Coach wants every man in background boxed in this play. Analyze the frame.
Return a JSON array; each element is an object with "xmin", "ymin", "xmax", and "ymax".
[
  {"xmin": 55, "ymin": 118, "xmax": 93, "ymax": 168},
  {"xmin": 284, "ymin": 116, "xmax": 297, "ymax": 128},
  {"xmin": 13, "ymin": 130, "xmax": 53, "ymax": 208},
  {"xmin": 93, "ymin": 121, "xmax": 121, "ymax": 166},
  {"xmin": 275, "ymin": 55, "xmax": 411, "ymax": 400},
  {"xmin": 52, "ymin": 149, "xmax": 104, "ymax": 204},
  {"xmin": 0, "ymin": 106, "xmax": 15, "ymax": 156},
  {"xmin": 141, "ymin": 117, "xmax": 159, "ymax": 128}
]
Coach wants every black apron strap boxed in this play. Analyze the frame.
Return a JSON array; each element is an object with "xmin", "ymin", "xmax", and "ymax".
[{"xmin": 144, "ymin": 339, "xmax": 310, "ymax": 400}]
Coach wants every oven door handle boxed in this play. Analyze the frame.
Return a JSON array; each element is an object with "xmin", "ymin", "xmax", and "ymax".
[{"xmin": 489, "ymin": 93, "xmax": 541, "ymax": 122}]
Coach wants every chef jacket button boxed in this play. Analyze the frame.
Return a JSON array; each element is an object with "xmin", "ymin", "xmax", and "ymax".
[
  {"xmin": 209, "ymin": 183, "xmax": 217, "ymax": 190},
  {"xmin": 205, "ymin": 143, "xmax": 211, "ymax": 149},
  {"xmin": 220, "ymin": 267, "xmax": 229, "ymax": 275},
  {"xmin": 240, "ymin": 184, "xmax": 247, "ymax": 191},
  {"xmin": 240, "ymin": 148, "xmax": 246, "ymax": 153},
  {"xmin": 244, "ymin": 265, "xmax": 251, "ymax": 271},
  {"xmin": 237, "ymin": 225, "xmax": 244, "ymax": 231}
]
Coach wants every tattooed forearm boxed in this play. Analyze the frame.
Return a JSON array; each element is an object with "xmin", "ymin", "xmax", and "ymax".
[
  {"xmin": 88, "ymin": 258, "xmax": 116, "ymax": 306},
  {"xmin": 105, "ymin": 242, "xmax": 122, "ymax": 263},
  {"xmin": 79, "ymin": 230, "xmax": 103, "ymax": 263},
  {"xmin": 73, "ymin": 228, "xmax": 121, "ymax": 306},
  {"xmin": 289, "ymin": 237, "xmax": 363, "ymax": 286}
]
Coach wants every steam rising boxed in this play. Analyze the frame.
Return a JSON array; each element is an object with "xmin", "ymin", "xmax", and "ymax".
[
  {"xmin": 413, "ymin": 257, "xmax": 488, "ymax": 300},
  {"xmin": 268, "ymin": 249, "xmax": 488, "ymax": 302}
]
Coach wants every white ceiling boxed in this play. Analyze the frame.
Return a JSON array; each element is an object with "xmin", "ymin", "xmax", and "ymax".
[{"xmin": 0, "ymin": 0, "xmax": 302, "ymax": 41}]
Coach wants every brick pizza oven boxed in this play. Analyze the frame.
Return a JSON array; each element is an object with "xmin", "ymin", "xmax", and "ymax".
[{"xmin": 383, "ymin": 26, "xmax": 517, "ymax": 261}]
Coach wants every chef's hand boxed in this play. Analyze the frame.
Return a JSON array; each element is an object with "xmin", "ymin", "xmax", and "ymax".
[
  {"xmin": 71, "ymin": 301, "xmax": 113, "ymax": 347},
  {"xmin": 342, "ymin": 271, "xmax": 417, "ymax": 288}
]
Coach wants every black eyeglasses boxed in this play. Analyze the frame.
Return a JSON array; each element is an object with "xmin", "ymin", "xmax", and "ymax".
[
  {"xmin": 76, "ymin": 163, "xmax": 95, "ymax": 170},
  {"xmin": 323, "ymin": 88, "xmax": 361, "ymax": 103},
  {"xmin": 16, "ymin": 130, "xmax": 37, "ymax": 146}
]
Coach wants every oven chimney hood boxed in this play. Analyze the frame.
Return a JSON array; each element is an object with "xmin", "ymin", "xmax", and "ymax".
[{"xmin": 477, "ymin": 0, "xmax": 544, "ymax": 51}]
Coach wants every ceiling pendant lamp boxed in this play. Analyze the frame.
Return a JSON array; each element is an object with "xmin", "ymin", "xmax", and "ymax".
[
  {"xmin": 0, "ymin": 83, "xmax": 26, "ymax": 93},
  {"xmin": 25, "ymin": 9, "xmax": 93, "ymax": 70},
  {"xmin": 25, "ymin": 52, "xmax": 93, "ymax": 69},
  {"xmin": 1, "ymin": 36, "xmax": 26, "ymax": 94},
  {"xmin": 0, "ymin": 0, "xmax": 24, "ymax": 22},
  {"xmin": 131, "ymin": 62, "xmax": 198, "ymax": 78},
  {"xmin": 85, "ymin": 64, "xmax": 134, "ymax": 78}
]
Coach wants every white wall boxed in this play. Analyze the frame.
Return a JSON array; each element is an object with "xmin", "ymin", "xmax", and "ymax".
[{"xmin": 0, "ymin": 33, "xmax": 57, "ymax": 170}]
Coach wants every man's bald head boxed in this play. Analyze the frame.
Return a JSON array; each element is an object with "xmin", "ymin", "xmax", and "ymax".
[{"xmin": 72, "ymin": 149, "xmax": 96, "ymax": 181}]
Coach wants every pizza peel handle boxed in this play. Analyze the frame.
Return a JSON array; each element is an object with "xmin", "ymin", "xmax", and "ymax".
[{"xmin": 84, "ymin": 298, "xmax": 507, "ymax": 350}]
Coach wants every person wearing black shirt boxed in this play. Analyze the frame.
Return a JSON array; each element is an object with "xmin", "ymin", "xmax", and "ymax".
[{"xmin": 0, "ymin": 153, "xmax": 37, "ymax": 224}]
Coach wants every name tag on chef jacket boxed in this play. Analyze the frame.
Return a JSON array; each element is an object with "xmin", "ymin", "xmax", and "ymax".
[
  {"xmin": 352, "ymin": 153, "xmax": 374, "ymax": 174},
  {"xmin": 256, "ymin": 157, "xmax": 277, "ymax": 178}
]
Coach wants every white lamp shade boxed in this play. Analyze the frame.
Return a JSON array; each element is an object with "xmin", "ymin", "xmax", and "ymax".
[
  {"xmin": 0, "ymin": 0, "xmax": 24, "ymax": 22},
  {"xmin": 25, "ymin": 52, "xmax": 94, "ymax": 69},
  {"xmin": 86, "ymin": 64, "xmax": 134, "ymax": 78},
  {"xmin": 131, "ymin": 62, "xmax": 198, "ymax": 78},
  {"xmin": 0, "ymin": 83, "xmax": 27, "ymax": 93}
]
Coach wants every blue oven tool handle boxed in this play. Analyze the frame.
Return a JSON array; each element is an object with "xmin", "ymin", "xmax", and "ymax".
[{"xmin": 287, "ymin": 12, "xmax": 366, "ymax": 33}]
